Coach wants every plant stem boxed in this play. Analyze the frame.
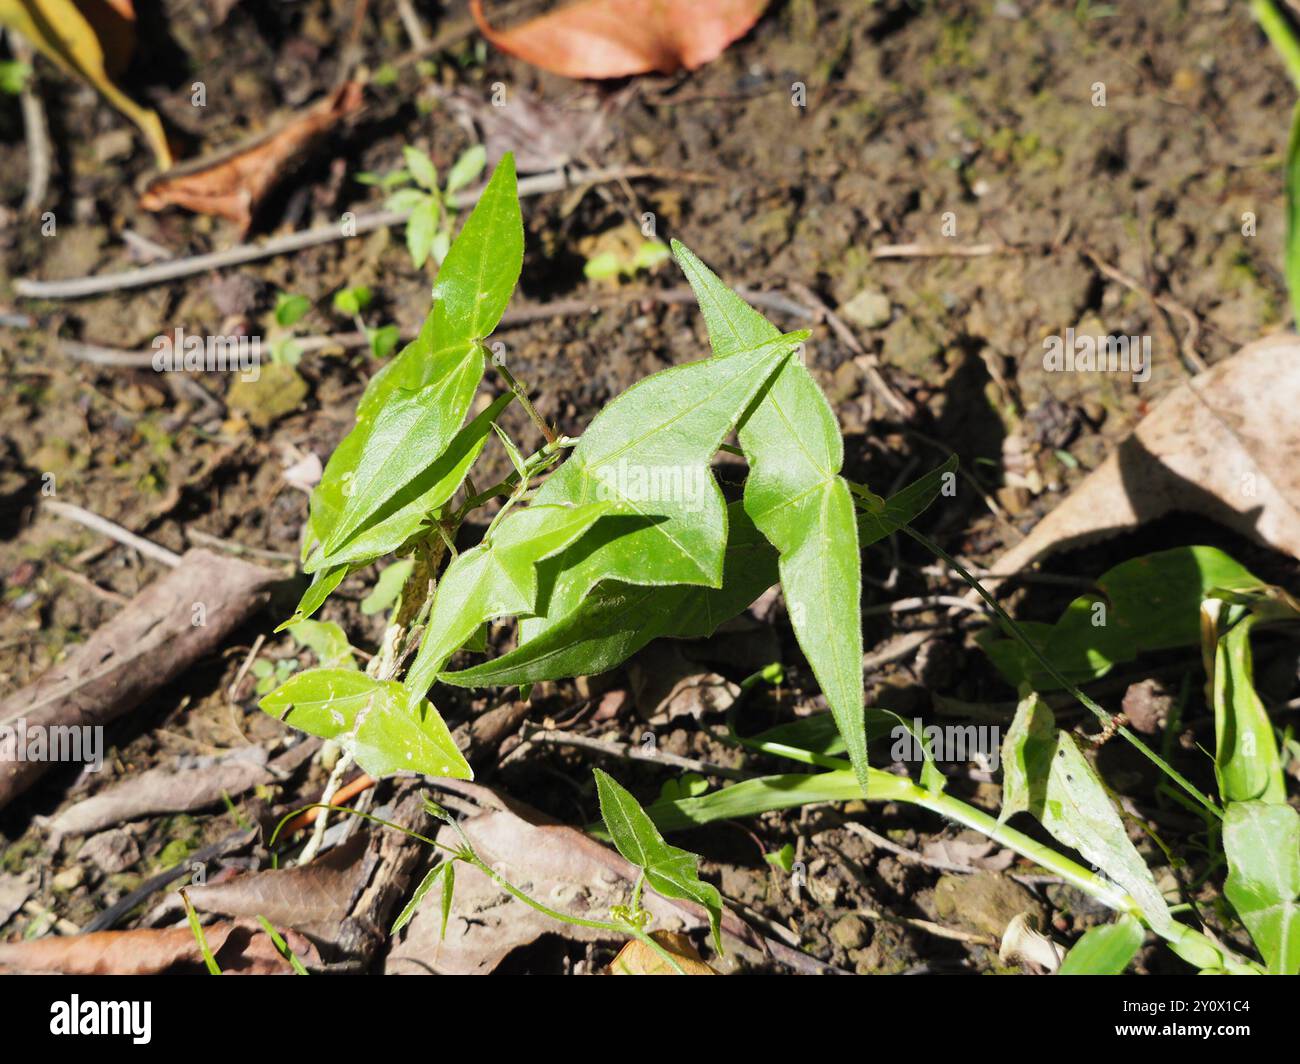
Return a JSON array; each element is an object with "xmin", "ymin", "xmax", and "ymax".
[
  {"xmin": 490, "ymin": 353, "xmax": 556, "ymax": 445},
  {"xmin": 901, "ymin": 525, "xmax": 1221, "ymax": 819}
]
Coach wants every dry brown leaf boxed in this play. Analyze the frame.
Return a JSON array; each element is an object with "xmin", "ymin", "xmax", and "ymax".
[
  {"xmin": 386, "ymin": 790, "xmax": 762, "ymax": 974},
  {"xmin": 0, "ymin": 920, "xmax": 319, "ymax": 974},
  {"xmin": 139, "ymin": 80, "xmax": 364, "ymax": 232},
  {"xmin": 608, "ymin": 930, "xmax": 719, "ymax": 974},
  {"xmin": 0, "ymin": 549, "xmax": 282, "ymax": 811},
  {"xmin": 50, "ymin": 746, "xmax": 272, "ymax": 838},
  {"xmin": 471, "ymin": 0, "xmax": 769, "ymax": 79},
  {"xmin": 995, "ymin": 334, "xmax": 1300, "ymax": 574},
  {"xmin": 182, "ymin": 835, "xmax": 370, "ymax": 945},
  {"xmin": 443, "ymin": 84, "xmax": 611, "ymax": 174}
]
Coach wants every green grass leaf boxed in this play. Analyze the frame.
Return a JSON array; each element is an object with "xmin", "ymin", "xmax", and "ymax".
[
  {"xmin": 594, "ymin": 768, "xmax": 723, "ymax": 953},
  {"xmin": 1212, "ymin": 615, "xmax": 1286, "ymax": 804},
  {"xmin": 1000, "ymin": 693, "xmax": 1173, "ymax": 935},
  {"xmin": 403, "ymin": 501, "xmax": 618, "ymax": 697},
  {"xmin": 1058, "ymin": 915, "xmax": 1145, "ymax": 975},
  {"xmin": 260, "ymin": 669, "xmax": 470, "ymax": 780},
  {"xmin": 673, "ymin": 240, "xmax": 867, "ymax": 793},
  {"xmin": 392, "ymin": 861, "xmax": 448, "ymax": 935},
  {"xmin": 1223, "ymin": 800, "xmax": 1300, "ymax": 974}
]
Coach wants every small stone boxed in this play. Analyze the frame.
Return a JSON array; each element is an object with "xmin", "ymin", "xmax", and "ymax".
[
  {"xmin": 841, "ymin": 289, "xmax": 892, "ymax": 329},
  {"xmin": 932, "ymin": 871, "xmax": 1043, "ymax": 939},
  {"xmin": 831, "ymin": 914, "xmax": 869, "ymax": 951},
  {"xmin": 51, "ymin": 866, "xmax": 85, "ymax": 893},
  {"xmin": 79, "ymin": 829, "xmax": 140, "ymax": 875},
  {"xmin": 226, "ymin": 363, "xmax": 309, "ymax": 428}
]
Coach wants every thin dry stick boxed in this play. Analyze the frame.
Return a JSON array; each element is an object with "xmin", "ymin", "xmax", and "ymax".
[
  {"xmin": 870, "ymin": 242, "xmax": 1020, "ymax": 259},
  {"xmin": 45, "ymin": 284, "xmax": 816, "ymax": 369},
  {"xmin": 788, "ymin": 281, "xmax": 914, "ymax": 420},
  {"xmin": 13, "ymin": 166, "xmax": 693, "ymax": 300},
  {"xmin": 43, "ymin": 500, "xmax": 182, "ymax": 568},
  {"xmin": 1083, "ymin": 249, "xmax": 1207, "ymax": 374},
  {"xmin": 519, "ymin": 724, "xmax": 748, "ymax": 781},
  {"xmin": 10, "ymin": 33, "xmax": 50, "ymax": 216},
  {"xmin": 842, "ymin": 821, "xmax": 981, "ymax": 875},
  {"xmin": 854, "ymin": 906, "xmax": 997, "ymax": 947}
]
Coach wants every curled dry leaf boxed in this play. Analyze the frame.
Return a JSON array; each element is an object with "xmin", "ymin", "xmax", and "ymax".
[
  {"xmin": 995, "ymin": 334, "xmax": 1300, "ymax": 574},
  {"xmin": 0, "ymin": 920, "xmax": 320, "ymax": 974},
  {"xmin": 0, "ymin": 0, "xmax": 171, "ymax": 167},
  {"xmin": 470, "ymin": 0, "xmax": 769, "ymax": 79},
  {"xmin": 139, "ymin": 80, "xmax": 364, "ymax": 232},
  {"xmin": 608, "ymin": 930, "xmax": 719, "ymax": 974}
]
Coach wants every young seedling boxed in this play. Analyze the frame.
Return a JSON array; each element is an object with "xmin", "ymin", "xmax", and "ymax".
[
  {"xmin": 358, "ymin": 144, "xmax": 488, "ymax": 269},
  {"xmin": 259, "ymin": 152, "xmax": 1295, "ymax": 975}
]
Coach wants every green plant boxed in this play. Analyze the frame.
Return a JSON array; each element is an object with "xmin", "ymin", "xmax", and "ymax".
[
  {"xmin": 358, "ymin": 144, "xmax": 488, "ymax": 269},
  {"xmin": 332, "ymin": 285, "xmax": 400, "ymax": 360},
  {"xmin": 260, "ymin": 153, "xmax": 1295, "ymax": 974}
]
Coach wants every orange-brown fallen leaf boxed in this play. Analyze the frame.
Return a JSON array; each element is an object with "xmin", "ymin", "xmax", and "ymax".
[
  {"xmin": 139, "ymin": 80, "xmax": 364, "ymax": 232},
  {"xmin": 608, "ymin": 931, "xmax": 719, "ymax": 974},
  {"xmin": 0, "ymin": 920, "xmax": 320, "ymax": 974},
  {"xmin": 470, "ymin": 0, "xmax": 768, "ymax": 78}
]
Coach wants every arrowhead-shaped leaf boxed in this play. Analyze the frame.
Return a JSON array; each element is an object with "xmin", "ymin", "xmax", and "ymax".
[
  {"xmin": 519, "ymin": 324, "xmax": 806, "ymax": 636},
  {"xmin": 673, "ymin": 241, "xmax": 867, "ymax": 792},
  {"xmin": 403, "ymin": 501, "xmax": 618, "ymax": 698},
  {"xmin": 260, "ymin": 668, "xmax": 469, "ymax": 779},
  {"xmin": 446, "ymin": 460, "xmax": 957, "ymax": 688},
  {"xmin": 594, "ymin": 768, "xmax": 723, "ymax": 953},
  {"xmin": 302, "ymin": 154, "xmax": 522, "ymax": 580}
]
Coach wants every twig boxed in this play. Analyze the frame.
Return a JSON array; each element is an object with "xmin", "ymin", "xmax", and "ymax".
[
  {"xmin": 42, "ymin": 499, "xmax": 182, "ymax": 568},
  {"xmin": 788, "ymin": 281, "xmax": 915, "ymax": 420},
  {"xmin": 50, "ymin": 562, "xmax": 129, "ymax": 607},
  {"xmin": 298, "ymin": 751, "xmax": 354, "ymax": 864},
  {"xmin": 186, "ymin": 528, "xmax": 297, "ymax": 563},
  {"xmin": 854, "ymin": 906, "xmax": 997, "ymax": 947},
  {"xmin": 1082, "ymin": 249, "xmax": 1207, "ymax": 374},
  {"xmin": 862, "ymin": 594, "xmax": 988, "ymax": 617},
  {"xmin": 519, "ymin": 723, "xmax": 748, "ymax": 781},
  {"xmin": 14, "ymin": 166, "xmax": 699, "ymax": 300},
  {"xmin": 843, "ymin": 821, "xmax": 981, "ymax": 875},
  {"xmin": 10, "ymin": 33, "xmax": 50, "ymax": 216},
  {"xmin": 870, "ymin": 242, "xmax": 1020, "ymax": 259},
  {"xmin": 40, "ymin": 283, "xmax": 816, "ymax": 368},
  {"xmin": 394, "ymin": 0, "xmax": 429, "ymax": 50}
]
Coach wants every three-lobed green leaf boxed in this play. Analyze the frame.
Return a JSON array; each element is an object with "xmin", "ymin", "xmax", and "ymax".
[{"xmin": 673, "ymin": 241, "xmax": 867, "ymax": 794}]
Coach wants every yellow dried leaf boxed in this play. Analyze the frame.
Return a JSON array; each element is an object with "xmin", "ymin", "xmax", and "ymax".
[{"xmin": 0, "ymin": 0, "xmax": 171, "ymax": 168}]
